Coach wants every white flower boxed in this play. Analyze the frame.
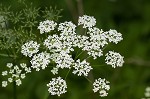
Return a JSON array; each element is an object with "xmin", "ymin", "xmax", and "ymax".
[
  {"xmin": 20, "ymin": 63, "xmax": 31, "ymax": 73},
  {"xmin": 145, "ymin": 87, "xmax": 150, "ymax": 98},
  {"xmin": 16, "ymin": 79, "xmax": 22, "ymax": 86},
  {"xmin": 105, "ymin": 51, "xmax": 124, "ymax": 68},
  {"xmin": 20, "ymin": 63, "xmax": 27, "ymax": 68},
  {"xmin": 105, "ymin": 29, "xmax": 123, "ymax": 44},
  {"xmin": 58, "ymin": 21, "xmax": 76, "ymax": 34},
  {"xmin": 2, "ymin": 81, "xmax": 7, "ymax": 87},
  {"xmin": 93, "ymin": 78, "xmax": 110, "ymax": 97},
  {"xmin": 146, "ymin": 87, "xmax": 150, "ymax": 92},
  {"xmin": 24, "ymin": 67, "xmax": 31, "ymax": 73},
  {"xmin": 99, "ymin": 90, "xmax": 108, "ymax": 97},
  {"xmin": 2, "ymin": 71, "xmax": 8, "ymax": 76},
  {"xmin": 47, "ymin": 77, "xmax": 67, "ymax": 96},
  {"xmin": 20, "ymin": 74, "xmax": 26, "ymax": 79},
  {"xmin": 72, "ymin": 59, "xmax": 93, "ymax": 76},
  {"xmin": 78, "ymin": 15, "xmax": 96, "ymax": 28},
  {"xmin": 21, "ymin": 41, "xmax": 40, "ymax": 57},
  {"xmin": 38, "ymin": 20, "xmax": 57, "ymax": 34},
  {"xmin": 8, "ymin": 78, "xmax": 13, "ymax": 83},
  {"xmin": 6, "ymin": 63, "xmax": 13, "ymax": 68},
  {"xmin": 30, "ymin": 52, "xmax": 51, "ymax": 71}
]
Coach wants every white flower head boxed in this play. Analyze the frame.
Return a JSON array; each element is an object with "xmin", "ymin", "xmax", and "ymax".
[
  {"xmin": 30, "ymin": 52, "xmax": 51, "ymax": 71},
  {"xmin": 105, "ymin": 29, "xmax": 123, "ymax": 44},
  {"xmin": 105, "ymin": 51, "xmax": 124, "ymax": 68},
  {"xmin": 44, "ymin": 35, "xmax": 62, "ymax": 53},
  {"xmin": 78, "ymin": 15, "xmax": 96, "ymax": 28},
  {"xmin": 47, "ymin": 77, "xmax": 67, "ymax": 96},
  {"xmin": 52, "ymin": 51, "xmax": 74, "ymax": 69},
  {"xmin": 38, "ymin": 20, "xmax": 57, "ymax": 34},
  {"xmin": 58, "ymin": 21, "xmax": 76, "ymax": 34},
  {"xmin": 93, "ymin": 78, "xmax": 110, "ymax": 97},
  {"xmin": 21, "ymin": 41, "xmax": 40, "ymax": 57},
  {"xmin": 88, "ymin": 27, "xmax": 108, "ymax": 47},
  {"xmin": 72, "ymin": 59, "xmax": 93, "ymax": 76}
]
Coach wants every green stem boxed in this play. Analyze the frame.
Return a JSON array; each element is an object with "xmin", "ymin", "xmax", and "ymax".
[
  {"xmin": 74, "ymin": 51, "xmax": 84, "ymax": 60},
  {"xmin": 84, "ymin": 76, "xmax": 92, "ymax": 83},
  {"xmin": 85, "ymin": 56, "xmax": 91, "ymax": 60},
  {"xmin": 84, "ymin": 28, "xmax": 87, "ymax": 35},
  {"xmin": 102, "ymin": 43, "xmax": 109, "ymax": 50},
  {"xmin": 65, "ymin": 69, "xmax": 71, "ymax": 80},
  {"xmin": 13, "ymin": 81, "xmax": 17, "ymax": 99}
]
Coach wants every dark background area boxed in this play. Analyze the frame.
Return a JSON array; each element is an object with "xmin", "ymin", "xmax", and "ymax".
[{"xmin": 0, "ymin": 0, "xmax": 150, "ymax": 99}]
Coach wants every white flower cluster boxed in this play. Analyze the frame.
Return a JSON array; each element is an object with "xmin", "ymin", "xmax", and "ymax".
[
  {"xmin": 30, "ymin": 52, "xmax": 51, "ymax": 71},
  {"xmin": 142, "ymin": 87, "xmax": 150, "ymax": 99},
  {"xmin": 93, "ymin": 78, "xmax": 110, "ymax": 97},
  {"xmin": 51, "ymin": 51, "xmax": 74, "ymax": 69},
  {"xmin": 88, "ymin": 27, "xmax": 108, "ymax": 47},
  {"xmin": 78, "ymin": 15, "xmax": 96, "ymax": 28},
  {"xmin": 38, "ymin": 20, "xmax": 57, "ymax": 34},
  {"xmin": 106, "ymin": 29, "xmax": 123, "ymax": 44},
  {"xmin": 18, "ymin": 15, "xmax": 124, "ymax": 97},
  {"xmin": 58, "ymin": 21, "xmax": 76, "ymax": 34},
  {"xmin": 2, "ymin": 63, "xmax": 31, "ymax": 87},
  {"xmin": 44, "ymin": 35, "xmax": 62, "ymax": 53},
  {"xmin": 21, "ymin": 41, "xmax": 40, "ymax": 57},
  {"xmin": 105, "ymin": 51, "xmax": 124, "ymax": 68},
  {"xmin": 47, "ymin": 77, "xmax": 67, "ymax": 96},
  {"xmin": 72, "ymin": 59, "xmax": 93, "ymax": 76}
]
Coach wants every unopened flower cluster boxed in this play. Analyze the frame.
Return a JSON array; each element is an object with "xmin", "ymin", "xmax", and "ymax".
[
  {"xmin": 2, "ymin": 63, "xmax": 31, "ymax": 87},
  {"xmin": 142, "ymin": 86, "xmax": 150, "ymax": 99},
  {"xmin": 2, "ymin": 15, "xmax": 124, "ymax": 97}
]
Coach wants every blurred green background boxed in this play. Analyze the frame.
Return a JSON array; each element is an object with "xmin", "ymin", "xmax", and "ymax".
[{"xmin": 0, "ymin": 0, "xmax": 150, "ymax": 99}]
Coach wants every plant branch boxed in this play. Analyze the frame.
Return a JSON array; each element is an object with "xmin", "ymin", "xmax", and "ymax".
[
  {"xmin": 65, "ymin": 0, "xmax": 78, "ymax": 23},
  {"xmin": 0, "ymin": 53, "xmax": 17, "ymax": 58},
  {"xmin": 65, "ymin": 69, "xmax": 71, "ymax": 80},
  {"xmin": 76, "ymin": 0, "xmax": 84, "ymax": 16},
  {"xmin": 13, "ymin": 80, "xmax": 17, "ymax": 99}
]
